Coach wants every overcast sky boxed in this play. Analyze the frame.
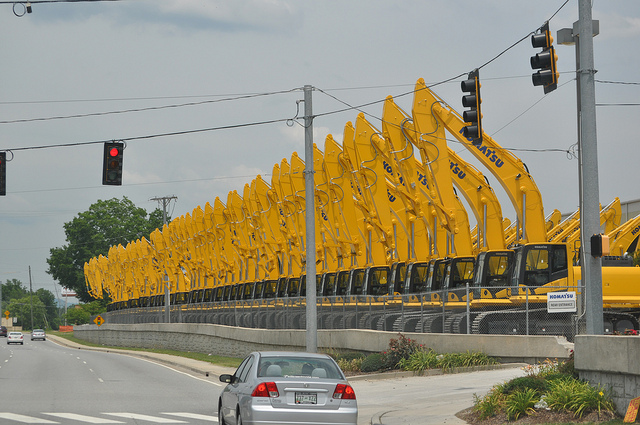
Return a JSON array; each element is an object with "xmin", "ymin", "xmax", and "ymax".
[{"xmin": 1, "ymin": 0, "xmax": 639, "ymax": 300}]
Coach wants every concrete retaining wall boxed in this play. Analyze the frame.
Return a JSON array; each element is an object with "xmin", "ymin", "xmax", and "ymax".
[
  {"xmin": 575, "ymin": 335, "xmax": 640, "ymax": 416},
  {"xmin": 73, "ymin": 323, "xmax": 573, "ymax": 363}
]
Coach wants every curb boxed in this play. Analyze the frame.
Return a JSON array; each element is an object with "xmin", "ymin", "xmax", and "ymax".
[{"xmin": 347, "ymin": 362, "xmax": 527, "ymax": 381}]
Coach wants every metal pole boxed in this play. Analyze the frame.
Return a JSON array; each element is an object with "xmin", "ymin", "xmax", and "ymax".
[
  {"xmin": 577, "ymin": 0, "xmax": 604, "ymax": 335},
  {"xmin": 304, "ymin": 85, "xmax": 317, "ymax": 352},
  {"xmin": 29, "ymin": 266, "xmax": 34, "ymax": 330}
]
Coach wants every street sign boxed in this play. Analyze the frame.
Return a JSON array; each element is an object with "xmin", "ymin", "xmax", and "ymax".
[
  {"xmin": 624, "ymin": 396, "xmax": 640, "ymax": 423},
  {"xmin": 547, "ymin": 291, "xmax": 577, "ymax": 313},
  {"xmin": 94, "ymin": 315, "xmax": 105, "ymax": 326},
  {"xmin": 4, "ymin": 310, "xmax": 9, "ymax": 320}
]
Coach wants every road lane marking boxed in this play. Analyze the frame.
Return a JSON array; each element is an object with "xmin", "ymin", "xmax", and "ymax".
[
  {"xmin": 105, "ymin": 413, "xmax": 187, "ymax": 423},
  {"xmin": 162, "ymin": 412, "xmax": 218, "ymax": 421},
  {"xmin": 44, "ymin": 413, "xmax": 124, "ymax": 423},
  {"xmin": 0, "ymin": 413, "xmax": 58, "ymax": 423}
]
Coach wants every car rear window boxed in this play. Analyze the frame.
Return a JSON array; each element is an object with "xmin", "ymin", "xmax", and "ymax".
[{"xmin": 257, "ymin": 356, "xmax": 343, "ymax": 379}]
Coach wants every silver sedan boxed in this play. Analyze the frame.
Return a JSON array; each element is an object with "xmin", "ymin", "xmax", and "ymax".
[{"xmin": 218, "ymin": 351, "xmax": 357, "ymax": 425}]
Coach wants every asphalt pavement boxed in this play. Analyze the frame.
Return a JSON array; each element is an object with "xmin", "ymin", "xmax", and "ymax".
[{"xmin": 47, "ymin": 334, "xmax": 526, "ymax": 425}]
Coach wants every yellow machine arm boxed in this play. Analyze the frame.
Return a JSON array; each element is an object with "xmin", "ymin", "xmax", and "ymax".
[
  {"xmin": 608, "ymin": 213, "xmax": 640, "ymax": 257},
  {"xmin": 421, "ymin": 79, "xmax": 547, "ymax": 244}
]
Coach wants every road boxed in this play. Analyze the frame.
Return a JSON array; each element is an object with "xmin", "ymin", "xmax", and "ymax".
[
  {"xmin": 0, "ymin": 335, "xmax": 525, "ymax": 424},
  {"xmin": 0, "ymin": 336, "xmax": 223, "ymax": 424}
]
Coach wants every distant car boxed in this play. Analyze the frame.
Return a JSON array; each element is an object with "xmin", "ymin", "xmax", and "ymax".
[
  {"xmin": 31, "ymin": 329, "xmax": 46, "ymax": 341},
  {"xmin": 218, "ymin": 351, "xmax": 357, "ymax": 425},
  {"xmin": 7, "ymin": 332, "xmax": 24, "ymax": 345},
  {"xmin": 0, "ymin": 326, "xmax": 7, "ymax": 337}
]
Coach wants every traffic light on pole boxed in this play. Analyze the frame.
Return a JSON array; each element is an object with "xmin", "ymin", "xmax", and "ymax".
[
  {"xmin": 531, "ymin": 22, "xmax": 558, "ymax": 94},
  {"xmin": 0, "ymin": 152, "xmax": 6, "ymax": 196},
  {"xmin": 102, "ymin": 141, "xmax": 124, "ymax": 185},
  {"xmin": 461, "ymin": 68, "xmax": 482, "ymax": 143}
]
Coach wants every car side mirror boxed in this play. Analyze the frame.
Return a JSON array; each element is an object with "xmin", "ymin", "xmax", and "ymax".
[{"xmin": 219, "ymin": 374, "xmax": 234, "ymax": 383}]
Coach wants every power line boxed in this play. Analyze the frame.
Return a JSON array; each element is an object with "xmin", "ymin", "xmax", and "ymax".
[{"xmin": 0, "ymin": 89, "xmax": 301, "ymax": 124}]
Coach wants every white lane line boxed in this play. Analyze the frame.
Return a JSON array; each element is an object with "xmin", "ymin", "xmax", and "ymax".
[
  {"xmin": 44, "ymin": 413, "xmax": 124, "ymax": 424},
  {"xmin": 105, "ymin": 413, "xmax": 187, "ymax": 423},
  {"xmin": 162, "ymin": 412, "xmax": 219, "ymax": 421},
  {"xmin": 0, "ymin": 412, "xmax": 58, "ymax": 423}
]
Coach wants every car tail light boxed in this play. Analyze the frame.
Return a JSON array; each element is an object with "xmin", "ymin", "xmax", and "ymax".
[
  {"xmin": 251, "ymin": 382, "xmax": 279, "ymax": 398},
  {"xmin": 333, "ymin": 384, "xmax": 356, "ymax": 400}
]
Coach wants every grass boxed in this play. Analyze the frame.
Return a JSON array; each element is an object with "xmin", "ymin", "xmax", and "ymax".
[{"xmin": 49, "ymin": 331, "xmax": 243, "ymax": 368}]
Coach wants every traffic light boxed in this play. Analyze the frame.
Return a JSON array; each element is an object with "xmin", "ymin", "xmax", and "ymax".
[
  {"xmin": 0, "ymin": 152, "xmax": 6, "ymax": 196},
  {"xmin": 531, "ymin": 22, "xmax": 558, "ymax": 94},
  {"xmin": 461, "ymin": 68, "xmax": 482, "ymax": 143},
  {"xmin": 102, "ymin": 141, "xmax": 124, "ymax": 185}
]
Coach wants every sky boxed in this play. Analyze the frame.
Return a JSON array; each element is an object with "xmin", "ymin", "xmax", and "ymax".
[{"xmin": 1, "ymin": 0, "xmax": 639, "ymax": 302}]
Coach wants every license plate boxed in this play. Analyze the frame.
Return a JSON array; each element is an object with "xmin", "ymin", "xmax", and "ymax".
[{"xmin": 295, "ymin": 392, "xmax": 317, "ymax": 404}]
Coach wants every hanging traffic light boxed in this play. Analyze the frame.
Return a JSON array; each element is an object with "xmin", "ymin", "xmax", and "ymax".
[
  {"xmin": 461, "ymin": 68, "xmax": 482, "ymax": 143},
  {"xmin": 531, "ymin": 22, "xmax": 558, "ymax": 94},
  {"xmin": 0, "ymin": 152, "xmax": 6, "ymax": 196},
  {"xmin": 102, "ymin": 141, "xmax": 124, "ymax": 185}
]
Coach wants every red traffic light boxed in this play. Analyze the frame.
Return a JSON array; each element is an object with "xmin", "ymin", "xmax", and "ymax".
[{"xmin": 102, "ymin": 142, "xmax": 124, "ymax": 186}]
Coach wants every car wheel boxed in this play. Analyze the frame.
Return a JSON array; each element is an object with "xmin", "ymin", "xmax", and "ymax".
[{"xmin": 218, "ymin": 403, "xmax": 226, "ymax": 425}]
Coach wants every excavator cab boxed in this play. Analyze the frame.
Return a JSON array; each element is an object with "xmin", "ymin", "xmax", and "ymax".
[
  {"xmin": 472, "ymin": 250, "xmax": 515, "ymax": 299},
  {"xmin": 511, "ymin": 244, "xmax": 569, "ymax": 291},
  {"xmin": 405, "ymin": 262, "xmax": 429, "ymax": 294},
  {"xmin": 443, "ymin": 257, "xmax": 476, "ymax": 303},
  {"xmin": 364, "ymin": 266, "xmax": 391, "ymax": 296}
]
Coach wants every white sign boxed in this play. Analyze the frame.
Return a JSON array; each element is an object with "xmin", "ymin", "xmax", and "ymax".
[{"xmin": 547, "ymin": 291, "xmax": 577, "ymax": 313}]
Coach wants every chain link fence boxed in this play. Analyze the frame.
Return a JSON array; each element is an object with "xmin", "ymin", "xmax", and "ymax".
[{"xmin": 101, "ymin": 284, "xmax": 640, "ymax": 341}]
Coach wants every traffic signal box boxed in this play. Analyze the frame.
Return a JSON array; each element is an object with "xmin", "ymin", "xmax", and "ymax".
[
  {"xmin": 102, "ymin": 142, "xmax": 124, "ymax": 186},
  {"xmin": 531, "ymin": 22, "xmax": 559, "ymax": 94},
  {"xmin": 0, "ymin": 152, "xmax": 6, "ymax": 196},
  {"xmin": 461, "ymin": 68, "xmax": 482, "ymax": 143}
]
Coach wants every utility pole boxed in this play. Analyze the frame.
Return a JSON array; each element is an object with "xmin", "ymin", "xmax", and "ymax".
[
  {"xmin": 29, "ymin": 266, "xmax": 34, "ymax": 330},
  {"xmin": 151, "ymin": 195, "xmax": 177, "ymax": 323},
  {"xmin": 303, "ymin": 85, "xmax": 317, "ymax": 352},
  {"xmin": 558, "ymin": 3, "xmax": 603, "ymax": 334},
  {"xmin": 577, "ymin": 0, "xmax": 603, "ymax": 335}
]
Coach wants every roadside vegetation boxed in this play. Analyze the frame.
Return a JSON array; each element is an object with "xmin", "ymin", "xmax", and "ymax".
[
  {"xmin": 332, "ymin": 333, "xmax": 498, "ymax": 374},
  {"xmin": 458, "ymin": 354, "xmax": 621, "ymax": 425}
]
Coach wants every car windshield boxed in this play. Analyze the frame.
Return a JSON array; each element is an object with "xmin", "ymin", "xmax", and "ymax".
[{"xmin": 257, "ymin": 355, "xmax": 343, "ymax": 379}]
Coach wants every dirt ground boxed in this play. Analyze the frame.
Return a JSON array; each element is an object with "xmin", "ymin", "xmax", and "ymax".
[{"xmin": 456, "ymin": 406, "xmax": 619, "ymax": 425}]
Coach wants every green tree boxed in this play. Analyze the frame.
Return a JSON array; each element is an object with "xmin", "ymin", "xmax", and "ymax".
[
  {"xmin": 46, "ymin": 197, "xmax": 165, "ymax": 303},
  {"xmin": 35, "ymin": 288, "xmax": 59, "ymax": 329},
  {"xmin": 6, "ymin": 296, "xmax": 47, "ymax": 330},
  {"xmin": 2, "ymin": 279, "xmax": 29, "ymax": 304},
  {"xmin": 64, "ymin": 307, "xmax": 91, "ymax": 325}
]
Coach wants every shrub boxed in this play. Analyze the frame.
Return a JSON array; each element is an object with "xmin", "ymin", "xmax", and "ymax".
[
  {"xmin": 568, "ymin": 382, "xmax": 615, "ymax": 418},
  {"xmin": 473, "ymin": 387, "xmax": 506, "ymax": 420},
  {"xmin": 398, "ymin": 348, "xmax": 438, "ymax": 372},
  {"xmin": 545, "ymin": 378, "xmax": 583, "ymax": 412},
  {"xmin": 360, "ymin": 353, "xmax": 385, "ymax": 373},
  {"xmin": 334, "ymin": 351, "xmax": 366, "ymax": 362},
  {"xmin": 337, "ymin": 357, "xmax": 364, "ymax": 373},
  {"xmin": 505, "ymin": 388, "xmax": 537, "ymax": 421},
  {"xmin": 383, "ymin": 333, "xmax": 423, "ymax": 369},
  {"xmin": 502, "ymin": 376, "xmax": 548, "ymax": 396}
]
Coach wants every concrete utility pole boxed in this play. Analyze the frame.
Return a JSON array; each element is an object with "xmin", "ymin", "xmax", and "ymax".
[
  {"xmin": 577, "ymin": 0, "xmax": 604, "ymax": 335},
  {"xmin": 151, "ymin": 195, "xmax": 177, "ymax": 323},
  {"xmin": 29, "ymin": 266, "xmax": 34, "ymax": 330},
  {"xmin": 303, "ymin": 85, "xmax": 318, "ymax": 353},
  {"xmin": 559, "ymin": 2, "xmax": 603, "ymax": 334}
]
